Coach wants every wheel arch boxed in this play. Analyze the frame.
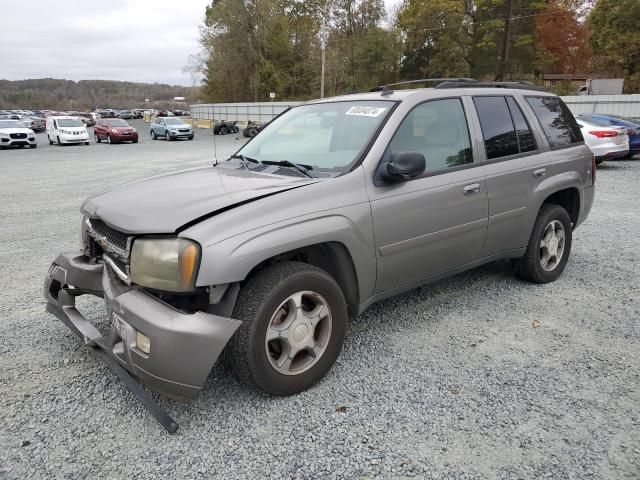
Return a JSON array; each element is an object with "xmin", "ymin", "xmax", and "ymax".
[
  {"xmin": 241, "ymin": 241, "xmax": 360, "ymax": 317},
  {"xmin": 541, "ymin": 187, "xmax": 580, "ymax": 228}
]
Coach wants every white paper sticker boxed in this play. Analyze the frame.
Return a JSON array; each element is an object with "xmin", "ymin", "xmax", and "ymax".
[{"xmin": 345, "ymin": 106, "xmax": 387, "ymax": 117}]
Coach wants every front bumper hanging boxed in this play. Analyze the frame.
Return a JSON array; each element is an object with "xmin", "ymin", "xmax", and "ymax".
[{"xmin": 44, "ymin": 252, "xmax": 242, "ymax": 433}]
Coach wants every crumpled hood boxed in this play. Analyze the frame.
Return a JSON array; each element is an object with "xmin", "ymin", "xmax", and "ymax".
[{"xmin": 81, "ymin": 165, "xmax": 317, "ymax": 234}]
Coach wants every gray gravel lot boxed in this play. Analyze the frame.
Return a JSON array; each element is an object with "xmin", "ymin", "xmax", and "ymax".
[{"xmin": 0, "ymin": 121, "xmax": 639, "ymax": 479}]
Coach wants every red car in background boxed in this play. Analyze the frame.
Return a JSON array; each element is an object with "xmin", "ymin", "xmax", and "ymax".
[{"xmin": 94, "ymin": 118, "xmax": 139, "ymax": 144}]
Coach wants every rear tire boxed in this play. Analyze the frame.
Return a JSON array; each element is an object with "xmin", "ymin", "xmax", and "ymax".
[
  {"xmin": 220, "ymin": 127, "xmax": 228, "ymax": 135},
  {"xmin": 228, "ymin": 262, "xmax": 347, "ymax": 395},
  {"xmin": 514, "ymin": 204, "xmax": 572, "ymax": 284}
]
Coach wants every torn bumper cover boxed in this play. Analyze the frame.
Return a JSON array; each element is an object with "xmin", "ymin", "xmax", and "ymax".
[{"xmin": 44, "ymin": 252, "xmax": 242, "ymax": 407}]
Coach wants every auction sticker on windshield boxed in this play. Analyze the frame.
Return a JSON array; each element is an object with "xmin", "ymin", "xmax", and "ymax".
[{"xmin": 345, "ymin": 106, "xmax": 387, "ymax": 117}]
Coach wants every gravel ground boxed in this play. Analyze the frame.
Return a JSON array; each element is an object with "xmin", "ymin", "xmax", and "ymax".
[{"xmin": 0, "ymin": 124, "xmax": 639, "ymax": 479}]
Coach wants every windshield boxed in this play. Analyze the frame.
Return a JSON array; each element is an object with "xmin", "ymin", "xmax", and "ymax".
[
  {"xmin": 57, "ymin": 118, "xmax": 84, "ymax": 127},
  {"xmin": 235, "ymin": 101, "xmax": 394, "ymax": 171},
  {"xmin": 0, "ymin": 120, "xmax": 25, "ymax": 129},
  {"xmin": 164, "ymin": 118, "xmax": 185, "ymax": 125},
  {"xmin": 106, "ymin": 119, "xmax": 129, "ymax": 127}
]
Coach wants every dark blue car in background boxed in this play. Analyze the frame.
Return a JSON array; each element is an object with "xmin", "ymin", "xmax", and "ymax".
[{"xmin": 579, "ymin": 113, "xmax": 640, "ymax": 158}]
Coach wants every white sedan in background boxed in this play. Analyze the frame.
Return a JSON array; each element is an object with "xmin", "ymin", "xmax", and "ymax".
[
  {"xmin": 0, "ymin": 119, "xmax": 37, "ymax": 149},
  {"xmin": 576, "ymin": 116, "xmax": 628, "ymax": 165}
]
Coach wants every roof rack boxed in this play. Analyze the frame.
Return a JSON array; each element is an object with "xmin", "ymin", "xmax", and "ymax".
[
  {"xmin": 370, "ymin": 78, "xmax": 478, "ymax": 96},
  {"xmin": 434, "ymin": 81, "xmax": 547, "ymax": 92}
]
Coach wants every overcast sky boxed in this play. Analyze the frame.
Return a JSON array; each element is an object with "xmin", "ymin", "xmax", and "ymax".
[{"xmin": 0, "ymin": 0, "xmax": 400, "ymax": 86}]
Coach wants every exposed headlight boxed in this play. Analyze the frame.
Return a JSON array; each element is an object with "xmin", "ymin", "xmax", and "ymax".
[
  {"xmin": 112, "ymin": 129, "xmax": 118, "ymax": 134},
  {"xmin": 170, "ymin": 129, "xmax": 178, "ymax": 133},
  {"xmin": 130, "ymin": 238, "xmax": 200, "ymax": 292}
]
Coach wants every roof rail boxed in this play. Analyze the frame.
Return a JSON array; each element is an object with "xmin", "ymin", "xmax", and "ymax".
[
  {"xmin": 370, "ymin": 78, "xmax": 478, "ymax": 96},
  {"xmin": 434, "ymin": 81, "xmax": 547, "ymax": 92}
]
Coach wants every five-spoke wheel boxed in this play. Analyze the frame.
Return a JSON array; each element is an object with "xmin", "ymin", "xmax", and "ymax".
[{"xmin": 228, "ymin": 262, "xmax": 347, "ymax": 395}]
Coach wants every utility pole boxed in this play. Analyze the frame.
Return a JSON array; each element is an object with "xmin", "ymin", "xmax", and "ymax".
[
  {"xmin": 319, "ymin": 17, "xmax": 328, "ymax": 98},
  {"xmin": 496, "ymin": 0, "xmax": 513, "ymax": 82}
]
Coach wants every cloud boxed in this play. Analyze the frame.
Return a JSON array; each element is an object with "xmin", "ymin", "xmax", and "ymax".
[{"xmin": 0, "ymin": 0, "xmax": 211, "ymax": 85}]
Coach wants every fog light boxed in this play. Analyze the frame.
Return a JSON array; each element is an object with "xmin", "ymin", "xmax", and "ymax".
[{"xmin": 136, "ymin": 331, "xmax": 151, "ymax": 354}]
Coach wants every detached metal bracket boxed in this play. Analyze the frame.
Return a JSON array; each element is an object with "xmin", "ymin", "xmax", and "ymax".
[{"xmin": 46, "ymin": 302, "xmax": 179, "ymax": 434}]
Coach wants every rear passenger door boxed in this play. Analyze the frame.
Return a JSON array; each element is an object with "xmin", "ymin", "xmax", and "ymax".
[
  {"xmin": 368, "ymin": 97, "xmax": 489, "ymax": 293},
  {"xmin": 471, "ymin": 95, "xmax": 550, "ymax": 256}
]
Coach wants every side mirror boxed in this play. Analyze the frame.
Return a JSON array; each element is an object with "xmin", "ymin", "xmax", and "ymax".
[{"xmin": 380, "ymin": 151, "xmax": 426, "ymax": 183}]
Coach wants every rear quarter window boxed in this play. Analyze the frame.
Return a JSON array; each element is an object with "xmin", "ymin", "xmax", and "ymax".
[{"xmin": 525, "ymin": 96, "xmax": 583, "ymax": 148}]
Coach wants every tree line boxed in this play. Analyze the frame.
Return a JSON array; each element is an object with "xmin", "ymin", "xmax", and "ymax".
[
  {"xmin": 198, "ymin": 0, "xmax": 640, "ymax": 102},
  {"xmin": 0, "ymin": 79, "xmax": 201, "ymax": 111}
]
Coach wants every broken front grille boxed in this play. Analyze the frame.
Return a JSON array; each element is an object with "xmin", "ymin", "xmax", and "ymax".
[{"xmin": 87, "ymin": 218, "xmax": 132, "ymax": 274}]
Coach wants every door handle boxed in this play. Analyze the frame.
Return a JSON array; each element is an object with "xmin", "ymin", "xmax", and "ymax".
[
  {"xmin": 463, "ymin": 183, "xmax": 481, "ymax": 195},
  {"xmin": 533, "ymin": 168, "xmax": 547, "ymax": 178}
]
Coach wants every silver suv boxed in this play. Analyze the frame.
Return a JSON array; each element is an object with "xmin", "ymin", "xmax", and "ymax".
[{"xmin": 44, "ymin": 80, "xmax": 595, "ymax": 431}]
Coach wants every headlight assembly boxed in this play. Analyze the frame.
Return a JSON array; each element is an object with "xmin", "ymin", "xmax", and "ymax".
[{"xmin": 130, "ymin": 238, "xmax": 200, "ymax": 292}]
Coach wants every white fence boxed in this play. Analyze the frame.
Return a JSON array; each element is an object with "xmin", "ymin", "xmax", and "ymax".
[
  {"xmin": 562, "ymin": 95, "xmax": 640, "ymax": 117},
  {"xmin": 190, "ymin": 102, "xmax": 301, "ymax": 123},
  {"xmin": 191, "ymin": 95, "xmax": 640, "ymax": 122}
]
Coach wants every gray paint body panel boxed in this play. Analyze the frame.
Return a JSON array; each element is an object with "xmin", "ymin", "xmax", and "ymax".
[{"xmin": 45, "ymin": 86, "xmax": 595, "ymax": 401}]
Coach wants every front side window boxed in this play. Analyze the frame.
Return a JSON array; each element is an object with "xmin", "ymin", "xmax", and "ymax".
[
  {"xmin": 525, "ymin": 96, "xmax": 583, "ymax": 148},
  {"xmin": 236, "ymin": 100, "xmax": 394, "ymax": 171},
  {"xmin": 388, "ymin": 98, "xmax": 473, "ymax": 173}
]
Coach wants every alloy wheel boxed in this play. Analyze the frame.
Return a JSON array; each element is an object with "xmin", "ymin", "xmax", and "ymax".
[
  {"xmin": 264, "ymin": 291, "xmax": 332, "ymax": 376},
  {"xmin": 539, "ymin": 220, "xmax": 565, "ymax": 271}
]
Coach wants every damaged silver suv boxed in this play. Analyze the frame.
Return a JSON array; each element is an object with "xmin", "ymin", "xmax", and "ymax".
[{"xmin": 45, "ymin": 80, "xmax": 595, "ymax": 431}]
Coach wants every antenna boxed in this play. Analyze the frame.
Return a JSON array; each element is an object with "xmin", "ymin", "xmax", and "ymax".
[{"xmin": 210, "ymin": 91, "xmax": 218, "ymax": 166}]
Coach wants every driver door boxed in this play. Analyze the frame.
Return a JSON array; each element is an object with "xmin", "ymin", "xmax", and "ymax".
[{"xmin": 368, "ymin": 97, "xmax": 489, "ymax": 293}]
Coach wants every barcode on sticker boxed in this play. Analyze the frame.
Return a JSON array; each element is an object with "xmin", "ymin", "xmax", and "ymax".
[{"xmin": 345, "ymin": 106, "xmax": 386, "ymax": 117}]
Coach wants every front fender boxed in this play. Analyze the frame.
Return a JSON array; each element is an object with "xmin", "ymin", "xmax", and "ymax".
[{"xmin": 195, "ymin": 205, "xmax": 376, "ymax": 306}]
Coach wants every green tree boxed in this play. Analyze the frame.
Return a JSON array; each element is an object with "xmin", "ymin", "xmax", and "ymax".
[{"xmin": 588, "ymin": 0, "xmax": 640, "ymax": 91}]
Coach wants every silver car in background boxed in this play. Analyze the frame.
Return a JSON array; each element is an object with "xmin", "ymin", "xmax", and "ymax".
[{"xmin": 150, "ymin": 116, "xmax": 194, "ymax": 140}]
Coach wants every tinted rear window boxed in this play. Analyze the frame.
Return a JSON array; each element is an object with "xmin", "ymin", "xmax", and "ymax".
[
  {"xmin": 506, "ymin": 97, "xmax": 537, "ymax": 153},
  {"xmin": 473, "ymin": 96, "xmax": 519, "ymax": 159},
  {"xmin": 525, "ymin": 96, "xmax": 583, "ymax": 148}
]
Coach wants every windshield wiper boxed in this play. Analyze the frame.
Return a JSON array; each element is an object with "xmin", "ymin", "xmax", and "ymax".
[
  {"xmin": 230, "ymin": 154, "xmax": 264, "ymax": 169},
  {"xmin": 263, "ymin": 160, "xmax": 314, "ymax": 178}
]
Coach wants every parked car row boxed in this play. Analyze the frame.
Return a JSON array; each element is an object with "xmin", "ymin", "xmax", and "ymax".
[{"xmin": 576, "ymin": 113, "xmax": 640, "ymax": 164}]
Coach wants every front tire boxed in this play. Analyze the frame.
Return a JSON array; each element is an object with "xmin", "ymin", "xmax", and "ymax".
[
  {"xmin": 56, "ymin": 135, "xmax": 61, "ymax": 145},
  {"xmin": 228, "ymin": 262, "xmax": 347, "ymax": 395},
  {"xmin": 514, "ymin": 204, "xmax": 572, "ymax": 283},
  {"xmin": 30, "ymin": 144, "xmax": 37, "ymax": 149},
  {"xmin": 151, "ymin": 130, "xmax": 157, "ymax": 140},
  {"xmin": 95, "ymin": 134, "xmax": 101, "ymax": 143}
]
